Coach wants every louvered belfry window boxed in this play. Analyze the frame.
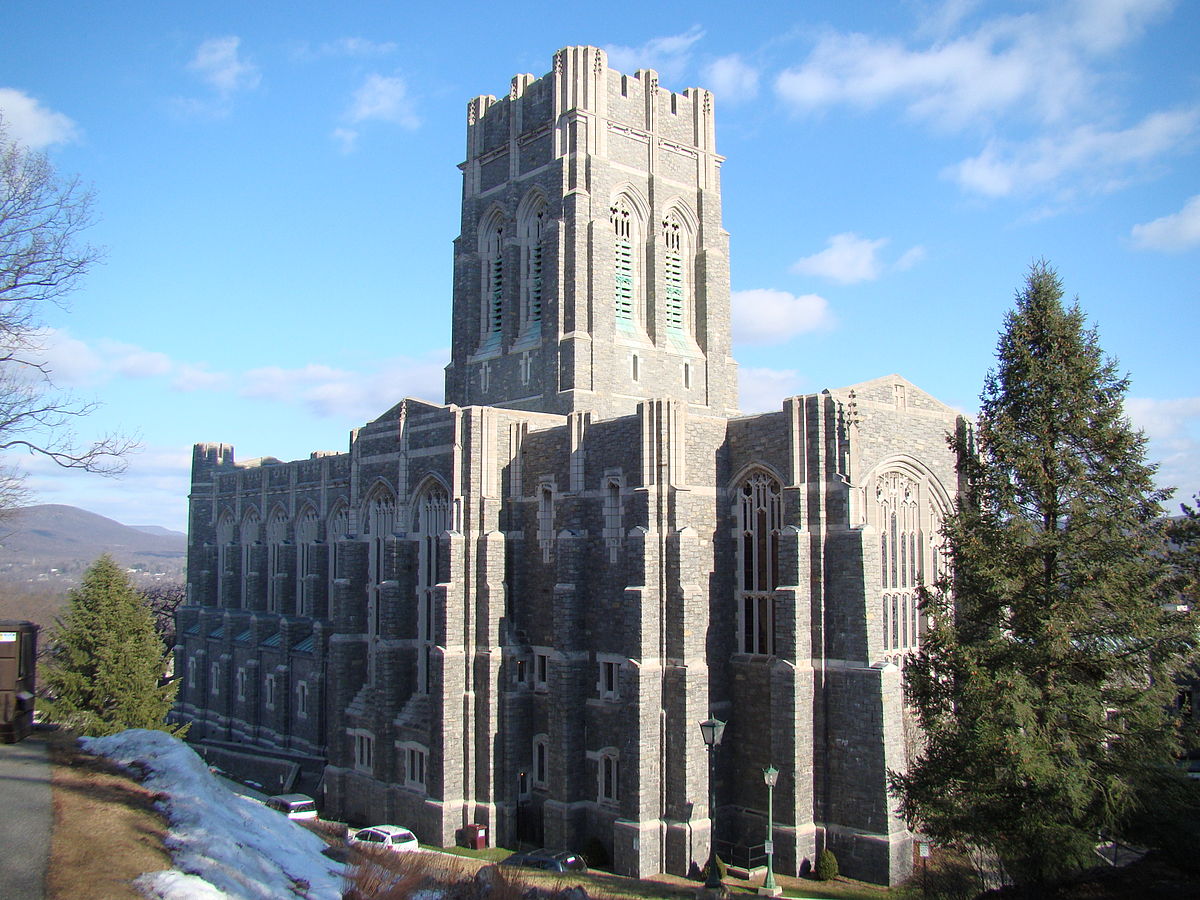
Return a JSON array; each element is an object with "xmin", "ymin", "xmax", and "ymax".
[
  {"xmin": 663, "ymin": 215, "xmax": 685, "ymax": 332},
  {"xmin": 487, "ymin": 226, "xmax": 504, "ymax": 335},
  {"xmin": 611, "ymin": 198, "xmax": 636, "ymax": 324}
]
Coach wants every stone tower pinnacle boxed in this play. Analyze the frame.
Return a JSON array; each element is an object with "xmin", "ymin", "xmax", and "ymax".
[{"xmin": 443, "ymin": 46, "xmax": 739, "ymax": 419}]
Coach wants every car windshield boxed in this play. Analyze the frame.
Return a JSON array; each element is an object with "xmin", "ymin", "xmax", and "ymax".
[
  {"xmin": 560, "ymin": 855, "xmax": 585, "ymax": 871},
  {"xmin": 291, "ymin": 802, "xmax": 316, "ymax": 813},
  {"xmin": 393, "ymin": 831, "xmax": 415, "ymax": 842}
]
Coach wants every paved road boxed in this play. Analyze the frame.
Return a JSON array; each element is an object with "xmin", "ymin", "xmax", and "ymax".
[{"xmin": 0, "ymin": 729, "xmax": 52, "ymax": 899}]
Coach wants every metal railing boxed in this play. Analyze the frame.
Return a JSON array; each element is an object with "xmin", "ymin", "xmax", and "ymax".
[{"xmin": 714, "ymin": 840, "xmax": 766, "ymax": 871}]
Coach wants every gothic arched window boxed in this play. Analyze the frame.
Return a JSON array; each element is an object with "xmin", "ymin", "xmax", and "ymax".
[
  {"xmin": 611, "ymin": 196, "xmax": 641, "ymax": 328},
  {"xmin": 266, "ymin": 509, "xmax": 288, "ymax": 613},
  {"xmin": 295, "ymin": 506, "xmax": 319, "ymax": 617},
  {"xmin": 364, "ymin": 488, "xmax": 396, "ymax": 683},
  {"xmin": 480, "ymin": 214, "xmax": 505, "ymax": 347},
  {"xmin": 519, "ymin": 196, "xmax": 546, "ymax": 333},
  {"xmin": 240, "ymin": 509, "xmax": 260, "ymax": 609},
  {"xmin": 216, "ymin": 511, "xmax": 235, "ymax": 605},
  {"xmin": 875, "ymin": 470, "xmax": 934, "ymax": 657},
  {"xmin": 415, "ymin": 481, "xmax": 449, "ymax": 693},
  {"xmin": 327, "ymin": 502, "xmax": 349, "ymax": 541},
  {"xmin": 661, "ymin": 212, "xmax": 689, "ymax": 335},
  {"xmin": 737, "ymin": 471, "xmax": 782, "ymax": 655}
]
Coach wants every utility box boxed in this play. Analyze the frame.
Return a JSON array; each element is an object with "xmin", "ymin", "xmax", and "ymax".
[
  {"xmin": 463, "ymin": 823, "xmax": 487, "ymax": 850},
  {"xmin": 0, "ymin": 620, "xmax": 38, "ymax": 743}
]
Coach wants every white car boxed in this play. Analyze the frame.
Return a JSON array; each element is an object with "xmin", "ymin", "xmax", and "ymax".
[
  {"xmin": 265, "ymin": 793, "xmax": 319, "ymax": 820},
  {"xmin": 349, "ymin": 825, "xmax": 420, "ymax": 852}
]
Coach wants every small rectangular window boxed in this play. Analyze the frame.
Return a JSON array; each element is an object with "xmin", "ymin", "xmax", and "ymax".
[
  {"xmin": 355, "ymin": 733, "xmax": 374, "ymax": 771},
  {"xmin": 600, "ymin": 754, "xmax": 619, "ymax": 803},
  {"xmin": 600, "ymin": 661, "xmax": 620, "ymax": 700},
  {"xmin": 535, "ymin": 652, "xmax": 549, "ymax": 690},
  {"xmin": 533, "ymin": 737, "xmax": 548, "ymax": 787},
  {"xmin": 407, "ymin": 747, "xmax": 427, "ymax": 789}
]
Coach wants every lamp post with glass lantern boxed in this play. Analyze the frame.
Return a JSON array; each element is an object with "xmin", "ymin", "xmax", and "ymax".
[
  {"xmin": 759, "ymin": 765, "xmax": 781, "ymax": 897},
  {"xmin": 699, "ymin": 717, "xmax": 726, "ymax": 891}
]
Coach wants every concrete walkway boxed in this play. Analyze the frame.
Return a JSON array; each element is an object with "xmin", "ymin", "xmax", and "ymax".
[{"xmin": 0, "ymin": 729, "xmax": 52, "ymax": 899}]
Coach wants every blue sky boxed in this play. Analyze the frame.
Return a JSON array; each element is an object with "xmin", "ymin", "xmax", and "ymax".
[{"xmin": 2, "ymin": 0, "xmax": 1197, "ymax": 531}]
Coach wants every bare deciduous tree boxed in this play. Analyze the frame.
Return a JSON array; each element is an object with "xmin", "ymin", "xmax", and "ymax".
[{"xmin": 0, "ymin": 117, "xmax": 135, "ymax": 504}]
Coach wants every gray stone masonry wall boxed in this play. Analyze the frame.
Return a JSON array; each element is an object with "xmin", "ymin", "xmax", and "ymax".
[
  {"xmin": 446, "ymin": 47, "xmax": 737, "ymax": 421},
  {"xmin": 176, "ymin": 46, "xmax": 968, "ymax": 890}
]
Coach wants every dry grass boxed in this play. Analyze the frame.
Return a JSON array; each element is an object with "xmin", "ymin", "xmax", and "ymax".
[
  {"xmin": 343, "ymin": 847, "xmax": 485, "ymax": 899},
  {"xmin": 44, "ymin": 728, "xmax": 171, "ymax": 900}
]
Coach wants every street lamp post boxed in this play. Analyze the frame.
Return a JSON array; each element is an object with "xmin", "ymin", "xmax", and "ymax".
[
  {"xmin": 759, "ymin": 765, "xmax": 781, "ymax": 897},
  {"xmin": 699, "ymin": 717, "xmax": 726, "ymax": 891}
]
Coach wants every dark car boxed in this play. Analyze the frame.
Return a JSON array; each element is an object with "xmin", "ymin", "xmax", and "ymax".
[{"xmin": 501, "ymin": 849, "xmax": 588, "ymax": 873}]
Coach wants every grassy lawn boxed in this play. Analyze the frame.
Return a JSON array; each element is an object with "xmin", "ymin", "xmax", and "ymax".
[
  {"xmin": 430, "ymin": 844, "xmax": 511, "ymax": 863},
  {"xmin": 44, "ymin": 728, "xmax": 172, "ymax": 900},
  {"xmin": 40, "ymin": 730, "xmax": 913, "ymax": 900}
]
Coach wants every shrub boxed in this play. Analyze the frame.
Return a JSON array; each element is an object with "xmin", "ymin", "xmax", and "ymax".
[
  {"xmin": 701, "ymin": 853, "xmax": 728, "ymax": 882},
  {"xmin": 815, "ymin": 848, "xmax": 839, "ymax": 881}
]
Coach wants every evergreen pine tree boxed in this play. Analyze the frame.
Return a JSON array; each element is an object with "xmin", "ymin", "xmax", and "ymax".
[
  {"xmin": 892, "ymin": 263, "xmax": 1198, "ymax": 890},
  {"xmin": 41, "ymin": 554, "xmax": 180, "ymax": 736}
]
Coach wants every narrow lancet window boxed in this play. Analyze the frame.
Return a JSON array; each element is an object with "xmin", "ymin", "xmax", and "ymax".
[
  {"xmin": 611, "ymin": 197, "xmax": 638, "ymax": 326},
  {"xmin": 736, "ymin": 471, "xmax": 782, "ymax": 655}
]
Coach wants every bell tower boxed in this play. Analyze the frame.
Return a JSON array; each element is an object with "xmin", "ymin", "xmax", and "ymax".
[{"xmin": 443, "ymin": 46, "xmax": 739, "ymax": 420}]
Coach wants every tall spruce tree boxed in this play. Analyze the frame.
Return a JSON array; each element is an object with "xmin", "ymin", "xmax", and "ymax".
[
  {"xmin": 41, "ymin": 554, "xmax": 179, "ymax": 736},
  {"xmin": 892, "ymin": 263, "xmax": 1198, "ymax": 890}
]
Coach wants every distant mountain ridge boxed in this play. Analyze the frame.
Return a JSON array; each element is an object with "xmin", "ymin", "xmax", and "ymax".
[
  {"xmin": 0, "ymin": 504, "xmax": 186, "ymax": 587},
  {"xmin": 132, "ymin": 524, "xmax": 187, "ymax": 539}
]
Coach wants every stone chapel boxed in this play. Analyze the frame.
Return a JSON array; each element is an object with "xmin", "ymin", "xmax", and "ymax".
[{"xmin": 174, "ymin": 45, "xmax": 965, "ymax": 886}]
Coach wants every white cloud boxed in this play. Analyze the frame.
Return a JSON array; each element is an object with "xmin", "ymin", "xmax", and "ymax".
[
  {"xmin": 97, "ymin": 340, "xmax": 173, "ymax": 378},
  {"xmin": 331, "ymin": 127, "xmax": 358, "ymax": 153},
  {"xmin": 914, "ymin": 0, "xmax": 985, "ymax": 41},
  {"xmin": 241, "ymin": 363, "xmax": 350, "ymax": 400},
  {"xmin": 239, "ymin": 352, "xmax": 446, "ymax": 421},
  {"xmin": 774, "ymin": 2, "xmax": 1187, "ymax": 205},
  {"xmin": 171, "ymin": 364, "xmax": 230, "ymax": 393},
  {"xmin": 1131, "ymin": 194, "xmax": 1200, "ymax": 252},
  {"xmin": 732, "ymin": 289, "xmax": 834, "ymax": 345},
  {"xmin": 775, "ymin": 26, "xmax": 1065, "ymax": 130},
  {"xmin": 946, "ymin": 107, "xmax": 1200, "ymax": 199},
  {"xmin": 605, "ymin": 27, "xmax": 705, "ymax": 84},
  {"xmin": 24, "ymin": 329, "xmax": 105, "ymax": 386},
  {"xmin": 28, "ymin": 331, "xmax": 180, "ymax": 386},
  {"xmin": 346, "ymin": 73, "xmax": 419, "ymax": 128},
  {"xmin": 775, "ymin": 2, "xmax": 1170, "ymax": 128},
  {"xmin": 738, "ymin": 367, "xmax": 808, "ymax": 414},
  {"xmin": 792, "ymin": 233, "xmax": 888, "ymax": 284},
  {"xmin": 1126, "ymin": 396, "xmax": 1200, "ymax": 443},
  {"xmin": 1069, "ymin": 0, "xmax": 1174, "ymax": 53},
  {"xmin": 1126, "ymin": 395, "xmax": 1200, "ymax": 506},
  {"xmin": 0, "ymin": 88, "xmax": 79, "ymax": 149},
  {"xmin": 895, "ymin": 245, "xmax": 928, "ymax": 270},
  {"xmin": 11, "ymin": 444, "xmax": 192, "ymax": 531},
  {"xmin": 295, "ymin": 37, "xmax": 397, "ymax": 60},
  {"xmin": 703, "ymin": 55, "xmax": 759, "ymax": 104},
  {"xmin": 188, "ymin": 36, "xmax": 261, "ymax": 97}
]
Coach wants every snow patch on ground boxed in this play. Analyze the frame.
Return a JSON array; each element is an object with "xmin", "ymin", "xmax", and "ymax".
[{"xmin": 82, "ymin": 729, "xmax": 344, "ymax": 900}]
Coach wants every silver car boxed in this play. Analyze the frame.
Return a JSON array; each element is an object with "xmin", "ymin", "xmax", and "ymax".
[{"xmin": 349, "ymin": 825, "xmax": 420, "ymax": 852}]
